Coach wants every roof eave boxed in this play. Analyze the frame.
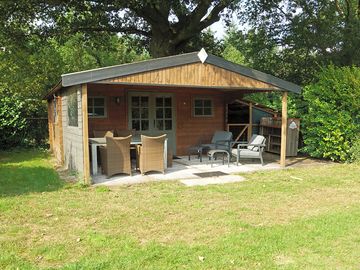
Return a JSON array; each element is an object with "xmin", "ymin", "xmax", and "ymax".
[{"xmin": 205, "ymin": 54, "xmax": 301, "ymax": 94}]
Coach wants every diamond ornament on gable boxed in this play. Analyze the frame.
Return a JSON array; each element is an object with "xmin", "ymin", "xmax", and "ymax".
[{"xmin": 197, "ymin": 48, "xmax": 208, "ymax": 63}]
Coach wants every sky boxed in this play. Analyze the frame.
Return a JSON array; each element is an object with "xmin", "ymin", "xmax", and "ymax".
[{"xmin": 210, "ymin": 20, "xmax": 227, "ymax": 39}]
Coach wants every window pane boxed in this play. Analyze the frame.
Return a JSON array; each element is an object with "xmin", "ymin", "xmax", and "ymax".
[
  {"xmin": 132, "ymin": 120, "xmax": 140, "ymax": 131},
  {"xmin": 165, "ymin": 120, "xmax": 172, "ymax": 130},
  {"xmin": 164, "ymin": 97, "xmax": 172, "ymax": 107},
  {"xmin": 94, "ymin": 98, "xmax": 104, "ymax": 106},
  {"xmin": 156, "ymin": 120, "xmax": 163, "ymax": 130},
  {"xmin": 156, "ymin": 97, "xmax": 163, "ymax": 107},
  {"xmin": 141, "ymin": 120, "xmax": 149, "ymax": 130},
  {"xmin": 194, "ymin": 108, "xmax": 203, "ymax": 116},
  {"xmin": 203, "ymin": 107, "xmax": 212, "ymax": 115},
  {"xmin": 141, "ymin": 108, "xmax": 148, "ymax": 118},
  {"xmin": 88, "ymin": 107, "xmax": 93, "ymax": 114},
  {"xmin": 165, "ymin": 108, "xmax": 172, "ymax": 118},
  {"xmin": 94, "ymin": 107, "xmax": 105, "ymax": 116},
  {"xmin": 194, "ymin": 100, "xmax": 203, "ymax": 107},
  {"xmin": 87, "ymin": 98, "xmax": 93, "ymax": 106},
  {"xmin": 131, "ymin": 108, "xmax": 140, "ymax": 119},
  {"xmin": 204, "ymin": 99, "xmax": 212, "ymax": 107},
  {"xmin": 156, "ymin": 108, "xmax": 163, "ymax": 119},
  {"xmin": 141, "ymin": 97, "xmax": 149, "ymax": 107},
  {"xmin": 131, "ymin": 97, "xmax": 139, "ymax": 107},
  {"xmin": 68, "ymin": 91, "xmax": 78, "ymax": 126}
]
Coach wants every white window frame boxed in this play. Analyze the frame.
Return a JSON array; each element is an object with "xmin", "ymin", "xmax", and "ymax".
[{"xmin": 88, "ymin": 96, "xmax": 107, "ymax": 118}]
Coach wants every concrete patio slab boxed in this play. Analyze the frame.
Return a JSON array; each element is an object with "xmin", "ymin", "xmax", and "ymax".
[
  {"xmin": 92, "ymin": 154, "xmax": 279, "ymax": 186},
  {"xmin": 91, "ymin": 153, "xmax": 331, "ymax": 187},
  {"xmin": 180, "ymin": 175, "xmax": 246, "ymax": 186}
]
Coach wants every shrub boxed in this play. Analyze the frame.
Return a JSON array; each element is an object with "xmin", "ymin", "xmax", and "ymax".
[
  {"xmin": 302, "ymin": 66, "xmax": 360, "ymax": 161},
  {"xmin": 0, "ymin": 90, "xmax": 48, "ymax": 149},
  {"xmin": 0, "ymin": 91, "xmax": 27, "ymax": 149},
  {"xmin": 349, "ymin": 136, "xmax": 360, "ymax": 163}
]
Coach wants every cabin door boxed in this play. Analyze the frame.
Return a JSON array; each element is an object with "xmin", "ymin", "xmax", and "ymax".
[{"xmin": 128, "ymin": 92, "xmax": 176, "ymax": 154}]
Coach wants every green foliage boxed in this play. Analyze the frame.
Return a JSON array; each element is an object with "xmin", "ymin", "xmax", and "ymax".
[
  {"xmin": 0, "ymin": 91, "xmax": 27, "ymax": 149},
  {"xmin": 0, "ymin": 33, "xmax": 149, "ymax": 149},
  {"xmin": 0, "ymin": 89, "xmax": 49, "ymax": 149},
  {"xmin": 222, "ymin": 44, "xmax": 246, "ymax": 65},
  {"xmin": 302, "ymin": 66, "xmax": 360, "ymax": 161},
  {"xmin": 349, "ymin": 136, "xmax": 360, "ymax": 163}
]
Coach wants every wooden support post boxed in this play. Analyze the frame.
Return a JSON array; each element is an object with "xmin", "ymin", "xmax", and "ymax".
[
  {"xmin": 280, "ymin": 91, "xmax": 288, "ymax": 167},
  {"xmin": 248, "ymin": 102, "xmax": 253, "ymax": 141},
  {"xmin": 81, "ymin": 84, "xmax": 91, "ymax": 183}
]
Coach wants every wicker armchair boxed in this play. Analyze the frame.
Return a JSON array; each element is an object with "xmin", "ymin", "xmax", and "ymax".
[
  {"xmin": 93, "ymin": 130, "xmax": 114, "ymax": 138},
  {"xmin": 137, "ymin": 134, "xmax": 166, "ymax": 175},
  {"xmin": 99, "ymin": 135, "xmax": 132, "ymax": 178}
]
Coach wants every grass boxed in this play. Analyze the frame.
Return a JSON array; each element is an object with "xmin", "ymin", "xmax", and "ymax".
[{"xmin": 1, "ymin": 149, "xmax": 360, "ymax": 269}]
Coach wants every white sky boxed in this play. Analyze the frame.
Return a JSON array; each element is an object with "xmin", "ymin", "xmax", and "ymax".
[{"xmin": 209, "ymin": 20, "xmax": 227, "ymax": 39}]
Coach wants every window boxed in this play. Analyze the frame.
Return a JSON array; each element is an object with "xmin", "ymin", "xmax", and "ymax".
[
  {"xmin": 193, "ymin": 98, "xmax": 213, "ymax": 117},
  {"xmin": 88, "ymin": 97, "xmax": 106, "ymax": 118},
  {"xmin": 68, "ymin": 91, "xmax": 78, "ymax": 126},
  {"xmin": 155, "ymin": 97, "xmax": 172, "ymax": 131},
  {"xmin": 131, "ymin": 96, "xmax": 149, "ymax": 131}
]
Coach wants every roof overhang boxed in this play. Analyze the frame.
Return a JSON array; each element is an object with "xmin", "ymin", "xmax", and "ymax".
[{"xmin": 43, "ymin": 49, "xmax": 301, "ymax": 100}]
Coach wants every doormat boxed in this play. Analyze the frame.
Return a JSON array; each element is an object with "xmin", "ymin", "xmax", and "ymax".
[{"xmin": 193, "ymin": 171, "xmax": 228, "ymax": 178}]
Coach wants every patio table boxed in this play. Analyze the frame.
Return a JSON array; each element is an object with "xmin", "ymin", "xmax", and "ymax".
[{"xmin": 89, "ymin": 136, "xmax": 167, "ymax": 175}]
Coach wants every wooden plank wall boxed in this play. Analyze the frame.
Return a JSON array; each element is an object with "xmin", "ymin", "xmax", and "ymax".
[
  {"xmin": 62, "ymin": 85, "xmax": 85, "ymax": 173},
  {"xmin": 47, "ymin": 97, "xmax": 63, "ymax": 164},
  {"xmin": 88, "ymin": 84, "xmax": 128, "ymax": 136},
  {"xmin": 87, "ymin": 84, "xmax": 225, "ymax": 155},
  {"xmin": 101, "ymin": 63, "xmax": 280, "ymax": 90}
]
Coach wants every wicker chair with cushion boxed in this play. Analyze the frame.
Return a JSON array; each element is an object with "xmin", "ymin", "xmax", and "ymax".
[
  {"xmin": 99, "ymin": 135, "xmax": 132, "ymax": 178},
  {"xmin": 93, "ymin": 130, "xmax": 114, "ymax": 138},
  {"xmin": 231, "ymin": 134, "xmax": 266, "ymax": 166},
  {"xmin": 137, "ymin": 134, "xmax": 166, "ymax": 175}
]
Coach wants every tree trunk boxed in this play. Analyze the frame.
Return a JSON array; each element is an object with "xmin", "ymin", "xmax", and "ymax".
[{"xmin": 149, "ymin": 35, "xmax": 177, "ymax": 57}]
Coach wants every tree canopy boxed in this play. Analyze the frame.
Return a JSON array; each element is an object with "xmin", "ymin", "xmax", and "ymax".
[{"xmin": 0, "ymin": 0, "xmax": 238, "ymax": 57}]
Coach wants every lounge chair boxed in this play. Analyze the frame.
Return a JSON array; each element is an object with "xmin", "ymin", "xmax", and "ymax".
[
  {"xmin": 99, "ymin": 135, "xmax": 132, "ymax": 177},
  {"xmin": 201, "ymin": 131, "xmax": 233, "ymax": 153},
  {"xmin": 137, "ymin": 134, "xmax": 166, "ymax": 175},
  {"xmin": 231, "ymin": 134, "xmax": 266, "ymax": 166}
]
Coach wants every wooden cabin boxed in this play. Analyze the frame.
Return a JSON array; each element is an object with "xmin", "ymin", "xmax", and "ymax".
[{"xmin": 44, "ymin": 49, "xmax": 301, "ymax": 183}]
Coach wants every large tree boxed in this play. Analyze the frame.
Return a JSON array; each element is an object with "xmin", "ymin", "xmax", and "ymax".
[
  {"xmin": 0, "ymin": 0, "xmax": 238, "ymax": 57},
  {"xmin": 238, "ymin": 0, "xmax": 360, "ymax": 68}
]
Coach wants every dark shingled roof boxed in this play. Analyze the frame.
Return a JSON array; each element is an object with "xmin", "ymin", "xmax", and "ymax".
[{"xmin": 44, "ymin": 50, "xmax": 301, "ymax": 99}]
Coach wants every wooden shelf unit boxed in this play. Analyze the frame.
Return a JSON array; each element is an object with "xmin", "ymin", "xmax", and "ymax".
[{"xmin": 260, "ymin": 117, "xmax": 300, "ymax": 157}]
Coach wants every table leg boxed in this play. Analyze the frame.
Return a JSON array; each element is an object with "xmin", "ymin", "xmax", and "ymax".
[{"xmin": 91, "ymin": 144, "xmax": 98, "ymax": 175}]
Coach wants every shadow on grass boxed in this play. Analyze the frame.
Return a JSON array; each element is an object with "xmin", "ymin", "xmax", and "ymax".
[{"xmin": 0, "ymin": 150, "xmax": 64, "ymax": 197}]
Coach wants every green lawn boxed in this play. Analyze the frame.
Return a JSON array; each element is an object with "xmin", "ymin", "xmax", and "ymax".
[{"xmin": 1, "ymin": 150, "xmax": 360, "ymax": 269}]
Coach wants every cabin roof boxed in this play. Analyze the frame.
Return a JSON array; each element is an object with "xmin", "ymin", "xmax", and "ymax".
[{"xmin": 44, "ymin": 49, "xmax": 301, "ymax": 99}]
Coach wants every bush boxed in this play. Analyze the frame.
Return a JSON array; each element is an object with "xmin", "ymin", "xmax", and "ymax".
[
  {"xmin": 0, "ymin": 92, "xmax": 27, "ymax": 149},
  {"xmin": 349, "ymin": 136, "xmax": 360, "ymax": 163},
  {"xmin": 0, "ymin": 90, "xmax": 48, "ymax": 149},
  {"xmin": 302, "ymin": 66, "xmax": 360, "ymax": 161}
]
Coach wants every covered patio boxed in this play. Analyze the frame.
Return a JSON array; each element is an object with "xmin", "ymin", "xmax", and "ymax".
[
  {"xmin": 45, "ymin": 49, "xmax": 301, "ymax": 184},
  {"xmin": 92, "ymin": 153, "xmax": 329, "ymax": 187}
]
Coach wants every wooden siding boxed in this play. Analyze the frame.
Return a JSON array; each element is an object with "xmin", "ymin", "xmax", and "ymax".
[
  {"xmin": 48, "ymin": 97, "xmax": 63, "ymax": 163},
  {"xmin": 88, "ymin": 84, "xmax": 128, "ymax": 136},
  {"xmin": 101, "ymin": 63, "xmax": 280, "ymax": 90},
  {"xmin": 62, "ymin": 85, "xmax": 84, "ymax": 173},
  {"xmin": 87, "ymin": 84, "xmax": 225, "ymax": 155}
]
